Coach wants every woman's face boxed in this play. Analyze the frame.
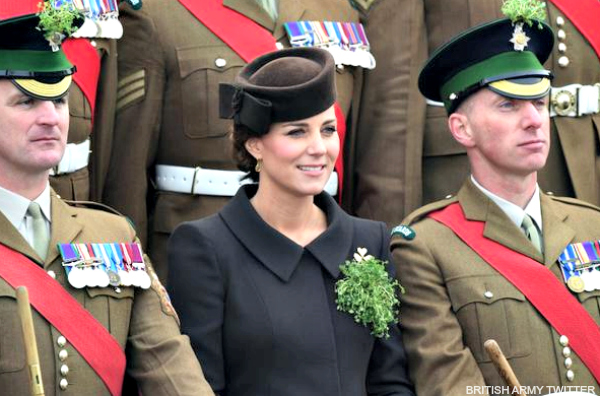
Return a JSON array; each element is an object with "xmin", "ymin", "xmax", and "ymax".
[{"xmin": 247, "ymin": 106, "xmax": 339, "ymax": 198}]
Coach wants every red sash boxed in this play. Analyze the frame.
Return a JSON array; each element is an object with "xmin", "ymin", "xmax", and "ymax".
[
  {"xmin": 63, "ymin": 38, "xmax": 101, "ymax": 119},
  {"xmin": 429, "ymin": 203, "xmax": 600, "ymax": 382},
  {"xmin": 548, "ymin": 0, "xmax": 600, "ymax": 61},
  {"xmin": 0, "ymin": 244, "xmax": 126, "ymax": 396},
  {"xmin": 176, "ymin": 0, "xmax": 346, "ymax": 195},
  {"xmin": 0, "ymin": 1, "xmax": 101, "ymax": 121}
]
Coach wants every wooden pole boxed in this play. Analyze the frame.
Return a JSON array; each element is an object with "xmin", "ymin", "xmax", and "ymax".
[
  {"xmin": 484, "ymin": 339, "xmax": 527, "ymax": 396},
  {"xmin": 16, "ymin": 286, "xmax": 45, "ymax": 396}
]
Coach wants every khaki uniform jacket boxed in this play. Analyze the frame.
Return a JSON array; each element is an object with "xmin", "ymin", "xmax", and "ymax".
[
  {"xmin": 391, "ymin": 180, "xmax": 600, "ymax": 396},
  {"xmin": 50, "ymin": 38, "xmax": 118, "ymax": 202},
  {"xmin": 0, "ymin": 191, "xmax": 213, "ymax": 395},
  {"xmin": 354, "ymin": 0, "xmax": 600, "ymax": 226},
  {"xmin": 104, "ymin": 0, "xmax": 364, "ymax": 282}
]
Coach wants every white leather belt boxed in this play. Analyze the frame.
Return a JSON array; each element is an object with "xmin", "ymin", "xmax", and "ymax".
[
  {"xmin": 550, "ymin": 83, "xmax": 600, "ymax": 117},
  {"xmin": 50, "ymin": 139, "xmax": 91, "ymax": 176},
  {"xmin": 155, "ymin": 165, "xmax": 339, "ymax": 197}
]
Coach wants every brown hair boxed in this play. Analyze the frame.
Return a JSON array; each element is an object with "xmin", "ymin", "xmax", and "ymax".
[{"xmin": 230, "ymin": 123, "xmax": 260, "ymax": 182}]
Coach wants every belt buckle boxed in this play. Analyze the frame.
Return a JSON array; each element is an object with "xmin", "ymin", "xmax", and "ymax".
[
  {"xmin": 191, "ymin": 167, "xmax": 201, "ymax": 195},
  {"xmin": 551, "ymin": 88, "xmax": 576, "ymax": 117}
]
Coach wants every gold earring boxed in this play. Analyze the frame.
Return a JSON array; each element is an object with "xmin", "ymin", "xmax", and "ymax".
[{"xmin": 255, "ymin": 159, "xmax": 262, "ymax": 173}]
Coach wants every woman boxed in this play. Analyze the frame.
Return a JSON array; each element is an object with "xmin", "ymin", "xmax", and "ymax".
[{"xmin": 167, "ymin": 47, "xmax": 414, "ymax": 396}]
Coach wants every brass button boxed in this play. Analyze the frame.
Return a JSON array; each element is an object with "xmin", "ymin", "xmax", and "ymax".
[
  {"xmin": 58, "ymin": 349, "xmax": 68, "ymax": 361},
  {"xmin": 558, "ymin": 43, "xmax": 567, "ymax": 53},
  {"xmin": 214, "ymin": 58, "xmax": 227, "ymax": 68},
  {"xmin": 564, "ymin": 357, "xmax": 573, "ymax": 369},
  {"xmin": 47, "ymin": 270, "xmax": 56, "ymax": 279},
  {"xmin": 57, "ymin": 336, "xmax": 67, "ymax": 347},
  {"xmin": 558, "ymin": 56, "xmax": 570, "ymax": 68},
  {"xmin": 566, "ymin": 369, "xmax": 575, "ymax": 382},
  {"xmin": 90, "ymin": 40, "xmax": 97, "ymax": 48},
  {"xmin": 556, "ymin": 16, "xmax": 565, "ymax": 26},
  {"xmin": 445, "ymin": 194, "xmax": 453, "ymax": 199},
  {"xmin": 563, "ymin": 346, "xmax": 571, "ymax": 357},
  {"xmin": 449, "ymin": 93, "xmax": 457, "ymax": 101},
  {"xmin": 59, "ymin": 378, "xmax": 68, "ymax": 390},
  {"xmin": 557, "ymin": 29, "xmax": 566, "ymax": 40},
  {"xmin": 484, "ymin": 291, "xmax": 494, "ymax": 299},
  {"xmin": 559, "ymin": 335, "xmax": 569, "ymax": 346},
  {"xmin": 60, "ymin": 364, "xmax": 69, "ymax": 376}
]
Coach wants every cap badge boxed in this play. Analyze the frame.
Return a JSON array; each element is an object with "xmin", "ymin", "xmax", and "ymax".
[{"xmin": 510, "ymin": 22, "xmax": 531, "ymax": 51}]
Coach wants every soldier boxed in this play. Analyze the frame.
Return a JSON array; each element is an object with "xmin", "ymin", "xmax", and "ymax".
[
  {"xmin": 0, "ymin": 0, "xmax": 121, "ymax": 203},
  {"xmin": 353, "ymin": 0, "xmax": 600, "ymax": 226},
  {"xmin": 0, "ymin": 11, "xmax": 213, "ymax": 395},
  {"xmin": 103, "ymin": 0, "xmax": 392, "ymax": 283},
  {"xmin": 391, "ymin": 3, "xmax": 600, "ymax": 394}
]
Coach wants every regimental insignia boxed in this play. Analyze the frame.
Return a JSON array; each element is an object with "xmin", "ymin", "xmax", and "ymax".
[
  {"xmin": 284, "ymin": 20, "xmax": 376, "ymax": 69},
  {"xmin": 391, "ymin": 225, "xmax": 416, "ymax": 241},
  {"xmin": 510, "ymin": 22, "xmax": 531, "ymax": 51},
  {"xmin": 147, "ymin": 264, "xmax": 180, "ymax": 324},
  {"xmin": 58, "ymin": 242, "xmax": 151, "ymax": 289},
  {"xmin": 558, "ymin": 241, "xmax": 600, "ymax": 293},
  {"xmin": 349, "ymin": 0, "xmax": 376, "ymax": 14}
]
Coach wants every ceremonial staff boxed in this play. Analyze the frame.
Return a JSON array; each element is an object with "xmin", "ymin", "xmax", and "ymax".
[
  {"xmin": 16, "ymin": 286, "xmax": 45, "ymax": 396},
  {"xmin": 485, "ymin": 339, "xmax": 526, "ymax": 396}
]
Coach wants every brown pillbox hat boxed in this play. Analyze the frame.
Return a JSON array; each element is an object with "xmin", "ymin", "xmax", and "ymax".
[{"xmin": 219, "ymin": 47, "xmax": 337, "ymax": 135}]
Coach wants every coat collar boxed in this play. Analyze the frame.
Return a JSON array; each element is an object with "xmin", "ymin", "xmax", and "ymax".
[
  {"xmin": 457, "ymin": 179, "xmax": 574, "ymax": 266},
  {"xmin": 223, "ymin": 0, "xmax": 306, "ymax": 40},
  {"xmin": 220, "ymin": 185, "xmax": 353, "ymax": 282}
]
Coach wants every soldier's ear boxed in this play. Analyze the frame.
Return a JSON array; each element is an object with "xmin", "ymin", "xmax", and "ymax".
[
  {"xmin": 448, "ymin": 112, "xmax": 475, "ymax": 148},
  {"xmin": 245, "ymin": 137, "xmax": 263, "ymax": 160}
]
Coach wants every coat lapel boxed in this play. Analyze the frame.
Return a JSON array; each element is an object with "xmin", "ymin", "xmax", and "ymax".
[
  {"xmin": 224, "ymin": 0, "xmax": 276, "ymax": 32},
  {"xmin": 0, "ymin": 210, "xmax": 39, "ymax": 264},
  {"xmin": 46, "ymin": 191, "xmax": 83, "ymax": 266},
  {"xmin": 540, "ymin": 194, "xmax": 575, "ymax": 268},
  {"xmin": 458, "ymin": 180, "xmax": 544, "ymax": 262}
]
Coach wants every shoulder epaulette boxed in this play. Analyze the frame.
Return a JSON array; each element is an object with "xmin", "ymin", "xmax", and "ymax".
[
  {"xmin": 545, "ymin": 194, "xmax": 600, "ymax": 212},
  {"xmin": 390, "ymin": 195, "xmax": 458, "ymax": 242},
  {"xmin": 62, "ymin": 199, "xmax": 138, "ymax": 231},
  {"xmin": 403, "ymin": 195, "xmax": 458, "ymax": 226}
]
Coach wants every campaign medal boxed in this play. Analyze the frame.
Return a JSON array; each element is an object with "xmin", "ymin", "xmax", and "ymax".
[
  {"xmin": 558, "ymin": 243, "xmax": 585, "ymax": 293},
  {"xmin": 284, "ymin": 21, "xmax": 376, "ymax": 69},
  {"xmin": 567, "ymin": 276, "xmax": 585, "ymax": 293},
  {"xmin": 59, "ymin": 243, "xmax": 86, "ymax": 289},
  {"xmin": 130, "ymin": 243, "xmax": 151, "ymax": 289}
]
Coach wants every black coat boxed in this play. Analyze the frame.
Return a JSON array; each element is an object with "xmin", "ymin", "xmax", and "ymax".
[{"xmin": 168, "ymin": 185, "xmax": 414, "ymax": 396}]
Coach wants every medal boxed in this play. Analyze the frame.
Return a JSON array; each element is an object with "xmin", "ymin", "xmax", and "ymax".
[{"xmin": 567, "ymin": 275, "xmax": 585, "ymax": 293}]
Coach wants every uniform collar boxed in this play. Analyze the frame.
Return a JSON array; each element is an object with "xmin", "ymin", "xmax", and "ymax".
[
  {"xmin": 0, "ymin": 183, "xmax": 51, "ymax": 230},
  {"xmin": 471, "ymin": 175, "xmax": 542, "ymax": 231},
  {"xmin": 220, "ymin": 185, "xmax": 353, "ymax": 282}
]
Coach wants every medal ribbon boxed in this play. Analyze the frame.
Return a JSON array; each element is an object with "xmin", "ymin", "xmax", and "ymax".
[{"xmin": 430, "ymin": 203, "xmax": 600, "ymax": 382}]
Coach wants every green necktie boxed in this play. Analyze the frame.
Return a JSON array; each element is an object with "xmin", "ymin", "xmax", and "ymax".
[
  {"xmin": 28, "ymin": 202, "xmax": 49, "ymax": 260},
  {"xmin": 521, "ymin": 214, "xmax": 543, "ymax": 255}
]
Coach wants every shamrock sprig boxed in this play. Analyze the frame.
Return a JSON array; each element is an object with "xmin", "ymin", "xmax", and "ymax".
[
  {"xmin": 501, "ymin": 0, "xmax": 547, "ymax": 29},
  {"xmin": 37, "ymin": 1, "xmax": 82, "ymax": 50},
  {"xmin": 335, "ymin": 248, "xmax": 403, "ymax": 338}
]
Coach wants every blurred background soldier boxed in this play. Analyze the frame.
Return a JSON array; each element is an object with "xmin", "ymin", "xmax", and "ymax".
[
  {"xmin": 104, "ymin": 0, "xmax": 397, "ymax": 283},
  {"xmin": 353, "ymin": 0, "xmax": 600, "ymax": 227}
]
